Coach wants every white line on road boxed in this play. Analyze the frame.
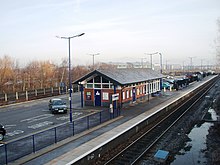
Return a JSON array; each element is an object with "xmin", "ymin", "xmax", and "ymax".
[
  {"xmin": 20, "ymin": 114, "xmax": 54, "ymax": 123},
  {"xmin": 6, "ymin": 130, "xmax": 24, "ymax": 137},
  {"xmin": 28, "ymin": 121, "xmax": 53, "ymax": 129},
  {"xmin": 5, "ymin": 124, "xmax": 16, "ymax": 127}
]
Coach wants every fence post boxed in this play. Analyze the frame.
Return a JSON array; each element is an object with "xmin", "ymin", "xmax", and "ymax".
[
  {"xmin": 4, "ymin": 144, "xmax": 8, "ymax": 165},
  {"xmin": 51, "ymin": 87, "xmax": 53, "ymax": 95},
  {"xmin": 4, "ymin": 93, "xmax": 7, "ymax": 102},
  {"xmin": 35, "ymin": 89, "xmax": 37, "ymax": 96},
  {"xmin": 58, "ymin": 87, "xmax": 61, "ymax": 94},
  {"xmin": 72, "ymin": 121, "xmax": 75, "ymax": 136},
  {"xmin": 87, "ymin": 116, "xmax": 90, "ymax": 129},
  {"xmin": 32, "ymin": 135, "xmax": 36, "ymax": 153},
  {"xmin": 26, "ymin": 91, "xmax": 28, "ymax": 101},
  {"xmin": 16, "ymin": 92, "xmax": 18, "ymax": 100},
  {"xmin": 54, "ymin": 127, "xmax": 57, "ymax": 143},
  {"xmin": 100, "ymin": 112, "xmax": 102, "ymax": 124},
  {"xmin": 44, "ymin": 88, "xmax": 46, "ymax": 95}
]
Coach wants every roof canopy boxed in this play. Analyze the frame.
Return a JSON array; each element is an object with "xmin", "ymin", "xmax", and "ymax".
[{"xmin": 73, "ymin": 68, "xmax": 164, "ymax": 86}]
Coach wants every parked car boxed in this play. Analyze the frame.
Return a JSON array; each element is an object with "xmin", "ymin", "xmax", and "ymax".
[
  {"xmin": 48, "ymin": 98, "xmax": 67, "ymax": 114},
  {"xmin": 0, "ymin": 124, "xmax": 6, "ymax": 141},
  {"xmin": 162, "ymin": 82, "xmax": 171, "ymax": 89}
]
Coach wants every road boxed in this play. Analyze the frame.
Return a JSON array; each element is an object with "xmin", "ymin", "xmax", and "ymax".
[{"xmin": 0, "ymin": 92, "xmax": 91, "ymax": 142}]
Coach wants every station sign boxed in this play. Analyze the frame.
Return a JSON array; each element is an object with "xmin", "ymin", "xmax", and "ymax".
[{"xmin": 112, "ymin": 93, "xmax": 119, "ymax": 101}]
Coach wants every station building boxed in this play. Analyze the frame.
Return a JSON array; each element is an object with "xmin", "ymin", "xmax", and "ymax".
[{"xmin": 73, "ymin": 68, "xmax": 163, "ymax": 108}]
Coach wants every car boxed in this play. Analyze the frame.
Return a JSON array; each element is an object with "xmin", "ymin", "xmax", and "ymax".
[
  {"xmin": 48, "ymin": 98, "xmax": 67, "ymax": 114},
  {"xmin": 162, "ymin": 82, "xmax": 171, "ymax": 89},
  {"xmin": 0, "ymin": 124, "xmax": 6, "ymax": 141}
]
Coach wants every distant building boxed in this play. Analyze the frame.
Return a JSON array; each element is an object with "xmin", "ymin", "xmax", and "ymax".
[{"xmin": 110, "ymin": 61, "xmax": 151, "ymax": 69}]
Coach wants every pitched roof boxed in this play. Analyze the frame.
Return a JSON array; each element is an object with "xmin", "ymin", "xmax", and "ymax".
[{"xmin": 73, "ymin": 68, "xmax": 163, "ymax": 86}]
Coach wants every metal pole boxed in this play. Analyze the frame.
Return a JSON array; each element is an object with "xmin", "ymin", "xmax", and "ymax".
[
  {"xmin": 150, "ymin": 54, "xmax": 153, "ymax": 69},
  {"xmin": 159, "ymin": 53, "xmax": 162, "ymax": 74},
  {"xmin": 68, "ymin": 38, "xmax": 73, "ymax": 123},
  {"xmin": 80, "ymin": 84, "xmax": 83, "ymax": 108},
  {"xmin": 88, "ymin": 53, "xmax": 100, "ymax": 69},
  {"xmin": 145, "ymin": 52, "xmax": 158, "ymax": 70},
  {"xmin": 56, "ymin": 33, "xmax": 85, "ymax": 123}
]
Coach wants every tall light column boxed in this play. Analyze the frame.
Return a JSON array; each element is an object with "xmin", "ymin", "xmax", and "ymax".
[
  {"xmin": 188, "ymin": 56, "xmax": 196, "ymax": 71},
  {"xmin": 145, "ymin": 52, "xmax": 158, "ymax": 69},
  {"xmin": 88, "ymin": 53, "xmax": 100, "ymax": 69},
  {"xmin": 159, "ymin": 53, "xmax": 162, "ymax": 74},
  {"xmin": 56, "ymin": 33, "xmax": 85, "ymax": 123}
]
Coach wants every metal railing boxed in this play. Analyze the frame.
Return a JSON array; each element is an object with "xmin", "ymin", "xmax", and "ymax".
[
  {"xmin": 0, "ymin": 108, "xmax": 121, "ymax": 165},
  {"xmin": 0, "ymin": 86, "xmax": 79, "ymax": 106}
]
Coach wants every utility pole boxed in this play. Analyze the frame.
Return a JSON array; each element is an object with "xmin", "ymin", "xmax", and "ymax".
[
  {"xmin": 188, "ymin": 56, "xmax": 196, "ymax": 71},
  {"xmin": 56, "ymin": 33, "xmax": 85, "ymax": 123},
  {"xmin": 145, "ymin": 52, "xmax": 158, "ymax": 69},
  {"xmin": 89, "ymin": 53, "xmax": 100, "ymax": 69}
]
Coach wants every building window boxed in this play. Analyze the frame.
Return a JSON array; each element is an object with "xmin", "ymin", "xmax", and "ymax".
[
  {"xmin": 94, "ymin": 76, "xmax": 101, "ymax": 83},
  {"xmin": 87, "ymin": 78, "xmax": 93, "ymax": 83},
  {"xmin": 102, "ymin": 77, "xmax": 109, "ymax": 83},
  {"xmin": 146, "ymin": 83, "xmax": 148, "ymax": 94},
  {"xmin": 86, "ymin": 92, "xmax": 92, "ymax": 100},
  {"xmin": 94, "ymin": 84, "xmax": 101, "ymax": 88},
  {"xmin": 102, "ymin": 92, "xmax": 109, "ymax": 100},
  {"xmin": 123, "ymin": 91, "xmax": 125, "ymax": 100},
  {"xmin": 87, "ymin": 84, "xmax": 93, "ymax": 88},
  {"xmin": 140, "ymin": 87, "xmax": 142, "ymax": 94},
  {"xmin": 149, "ymin": 83, "xmax": 152, "ymax": 94},
  {"xmin": 102, "ymin": 84, "xmax": 110, "ymax": 88},
  {"xmin": 130, "ymin": 89, "xmax": 133, "ymax": 97},
  {"xmin": 126, "ymin": 90, "xmax": 129, "ymax": 98}
]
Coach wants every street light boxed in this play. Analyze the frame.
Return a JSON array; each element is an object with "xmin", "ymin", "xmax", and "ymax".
[
  {"xmin": 88, "ymin": 53, "xmax": 100, "ymax": 69},
  {"xmin": 56, "ymin": 33, "xmax": 85, "ymax": 123},
  {"xmin": 145, "ymin": 52, "xmax": 158, "ymax": 69},
  {"xmin": 159, "ymin": 53, "xmax": 162, "ymax": 74},
  {"xmin": 188, "ymin": 56, "xmax": 196, "ymax": 71}
]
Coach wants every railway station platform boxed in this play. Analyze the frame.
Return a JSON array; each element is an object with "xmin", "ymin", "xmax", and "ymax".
[{"xmin": 10, "ymin": 76, "xmax": 216, "ymax": 165}]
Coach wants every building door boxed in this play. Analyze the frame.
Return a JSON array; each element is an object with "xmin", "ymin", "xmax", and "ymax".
[
  {"xmin": 94, "ymin": 89, "xmax": 101, "ymax": 106},
  {"xmin": 132, "ymin": 87, "xmax": 136, "ymax": 102}
]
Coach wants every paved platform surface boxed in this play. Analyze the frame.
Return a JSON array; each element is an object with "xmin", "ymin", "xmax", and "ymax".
[{"xmin": 10, "ymin": 78, "xmax": 211, "ymax": 165}]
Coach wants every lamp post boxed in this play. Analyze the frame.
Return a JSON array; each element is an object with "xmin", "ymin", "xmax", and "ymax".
[
  {"xmin": 56, "ymin": 33, "xmax": 85, "ymax": 123},
  {"xmin": 159, "ymin": 53, "xmax": 162, "ymax": 74},
  {"xmin": 188, "ymin": 56, "xmax": 196, "ymax": 71},
  {"xmin": 88, "ymin": 53, "xmax": 100, "ymax": 69},
  {"xmin": 145, "ymin": 52, "xmax": 158, "ymax": 69}
]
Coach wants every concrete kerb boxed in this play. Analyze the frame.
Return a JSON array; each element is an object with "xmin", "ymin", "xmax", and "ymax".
[{"xmin": 8, "ymin": 116, "xmax": 124, "ymax": 165}]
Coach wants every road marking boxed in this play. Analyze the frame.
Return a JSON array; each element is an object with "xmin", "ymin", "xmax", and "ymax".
[
  {"xmin": 5, "ymin": 124, "xmax": 16, "ymax": 127},
  {"xmin": 6, "ymin": 130, "xmax": 24, "ymax": 137},
  {"xmin": 56, "ymin": 112, "xmax": 83, "ymax": 121},
  {"xmin": 56, "ymin": 116, "xmax": 69, "ymax": 120},
  {"xmin": 28, "ymin": 121, "xmax": 53, "ymax": 129},
  {"xmin": 20, "ymin": 114, "xmax": 54, "ymax": 123},
  {"xmin": 73, "ymin": 112, "xmax": 83, "ymax": 116}
]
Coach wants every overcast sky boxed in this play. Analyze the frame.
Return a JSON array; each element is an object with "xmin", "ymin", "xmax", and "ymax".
[{"xmin": 0, "ymin": 0, "xmax": 220, "ymax": 67}]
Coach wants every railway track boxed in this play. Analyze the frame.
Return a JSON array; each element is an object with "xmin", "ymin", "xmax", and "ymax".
[{"xmin": 97, "ymin": 77, "xmax": 219, "ymax": 165}]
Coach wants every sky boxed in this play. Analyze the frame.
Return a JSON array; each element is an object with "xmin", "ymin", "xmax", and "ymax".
[{"xmin": 0, "ymin": 0, "xmax": 220, "ymax": 67}]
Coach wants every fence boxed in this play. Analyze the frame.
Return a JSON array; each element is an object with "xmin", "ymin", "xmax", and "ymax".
[
  {"xmin": 0, "ymin": 86, "xmax": 79, "ymax": 106},
  {"xmin": 0, "ymin": 108, "xmax": 121, "ymax": 165}
]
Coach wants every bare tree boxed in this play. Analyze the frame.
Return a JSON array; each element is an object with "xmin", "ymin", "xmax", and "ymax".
[{"xmin": 0, "ymin": 55, "xmax": 14, "ymax": 93}]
